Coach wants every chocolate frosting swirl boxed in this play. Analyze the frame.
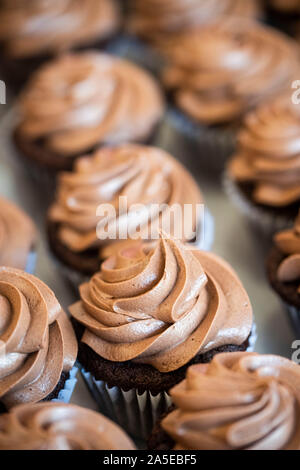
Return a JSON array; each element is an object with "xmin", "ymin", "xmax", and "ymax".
[
  {"xmin": 162, "ymin": 19, "xmax": 299, "ymax": 124},
  {"xmin": 0, "ymin": 402, "xmax": 135, "ymax": 450},
  {"xmin": 229, "ymin": 94, "xmax": 300, "ymax": 207},
  {"xmin": 0, "ymin": 0, "xmax": 120, "ymax": 58},
  {"xmin": 162, "ymin": 352, "xmax": 300, "ymax": 450},
  {"xmin": 48, "ymin": 144, "xmax": 203, "ymax": 259},
  {"xmin": 0, "ymin": 267, "xmax": 77, "ymax": 408},
  {"xmin": 18, "ymin": 52, "xmax": 165, "ymax": 156},
  {"xmin": 274, "ymin": 211, "xmax": 300, "ymax": 292},
  {"xmin": 69, "ymin": 234, "xmax": 252, "ymax": 372},
  {"xmin": 128, "ymin": 0, "xmax": 260, "ymax": 42},
  {"xmin": 0, "ymin": 197, "xmax": 36, "ymax": 270}
]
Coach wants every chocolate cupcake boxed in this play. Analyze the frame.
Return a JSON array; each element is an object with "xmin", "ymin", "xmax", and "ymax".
[
  {"xmin": 161, "ymin": 18, "xmax": 299, "ymax": 172},
  {"xmin": 0, "ymin": 0, "xmax": 121, "ymax": 92},
  {"xmin": 13, "ymin": 51, "xmax": 165, "ymax": 192},
  {"xmin": 148, "ymin": 352, "xmax": 300, "ymax": 450},
  {"xmin": 0, "ymin": 196, "xmax": 37, "ymax": 273},
  {"xmin": 267, "ymin": 211, "xmax": 300, "ymax": 333},
  {"xmin": 0, "ymin": 402, "xmax": 135, "ymax": 450},
  {"xmin": 69, "ymin": 232, "xmax": 254, "ymax": 439},
  {"xmin": 0, "ymin": 267, "xmax": 78, "ymax": 414},
  {"xmin": 47, "ymin": 143, "xmax": 213, "ymax": 288},
  {"xmin": 127, "ymin": 0, "xmax": 261, "ymax": 46},
  {"xmin": 225, "ymin": 93, "xmax": 300, "ymax": 235}
]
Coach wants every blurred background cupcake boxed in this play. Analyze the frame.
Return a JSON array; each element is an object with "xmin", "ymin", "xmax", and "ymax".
[
  {"xmin": 267, "ymin": 211, "xmax": 300, "ymax": 334},
  {"xmin": 0, "ymin": 267, "xmax": 78, "ymax": 414},
  {"xmin": 0, "ymin": 196, "xmax": 37, "ymax": 273},
  {"xmin": 160, "ymin": 18, "xmax": 299, "ymax": 172},
  {"xmin": 47, "ymin": 144, "xmax": 213, "ymax": 287},
  {"xmin": 148, "ymin": 351, "xmax": 300, "ymax": 450},
  {"xmin": 117, "ymin": 0, "xmax": 261, "ymax": 77},
  {"xmin": 0, "ymin": 0, "xmax": 121, "ymax": 92},
  {"xmin": 13, "ymin": 51, "xmax": 165, "ymax": 190},
  {"xmin": 127, "ymin": 0, "xmax": 261, "ymax": 48},
  {"xmin": 69, "ymin": 232, "xmax": 254, "ymax": 439},
  {"xmin": 0, "ymin": 402, "xmax": 135, "ymax": 450},
  {"xmin": 225, "ymin": 93, "xmax": 300, "ymax": 235}
]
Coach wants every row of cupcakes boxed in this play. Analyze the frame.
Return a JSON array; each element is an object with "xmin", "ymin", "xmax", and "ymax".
[
  {"xmin": 9, "ymin": 16, "xmax": 299, "ymax": 219},
  {"xmin": 0, "ymin": 247, "xmax": 299, "ymax": 449},
  {"xmin": 0, "ymin": 0, "xmax": 266, "ymax": 91}
]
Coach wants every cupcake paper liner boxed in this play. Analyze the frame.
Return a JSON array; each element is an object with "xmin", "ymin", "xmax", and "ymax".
[
  {"xmin": 79, "ymin": 323, "xmax": 257, "ymax": 440},
  {"xmin": 223, "ymin": 171, "xmax": 294, "ymax": 237},
  {"xmin": 54, "ymin": 208, "xmax": 215, "ymax": 291},
  {"xmin": 80, "ymin": 368, "xmax": 172, "ymax": 440},
  {"xmin": 106, "ymin": 33, "xmax": 165, "ymax": 76},
  {"xmin": 166, "ymin": 107, "xmax": 237, "ymax": 173},
  {"xmin": 283, "ymin": 303, "xmax": 300, "ymax": 337},
  {"xmin": 51, "ymin": 366, "xmax": 78, "ymax": 404}
]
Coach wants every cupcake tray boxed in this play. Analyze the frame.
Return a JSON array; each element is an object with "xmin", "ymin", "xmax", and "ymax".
[{"xmin": 0, "ymin": 71, "xmax": 298, "ymax": 445}]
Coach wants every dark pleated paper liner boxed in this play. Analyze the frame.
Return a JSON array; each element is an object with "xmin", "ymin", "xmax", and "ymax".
[
  {"xmin": 50, "ymin": 208, "xmax": 215, "ymax": 292},
  {"xmin": 165, "ymin": 107, "xmax": 237, "ymax": 173},
  {"xmin": 223, "ymin": 171, "xmax": 295, "ymax": 237},
  {"xmin": 78, "ymin": 323, "xmax": 256, "ymax": 441},
  {"xmin": 106, "ymin": 33, "xmax": 165, "ymax": 76}
]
